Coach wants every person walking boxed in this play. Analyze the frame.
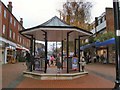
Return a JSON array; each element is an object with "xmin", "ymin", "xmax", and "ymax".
[
  {"xmin": 56, "ymin": 54, "xmax": 62, "ymax": 72},
  {"xmin": 47, "ymin": 56, "xmax": 50, "ymax": 67},
  {"xmin": 103, "ymin": 51, "xmax": 107, "ymax": 64},
  {"xmin": 79, "ymin": 57, "xmax": 86, "ymax": 72},
  {"xmin": 50, "ymin": 56, "xmax": 55, "ymax": 66},
  {"xmin": 56, "ymin": 59, "xmax": 62, "ymax": 73},
  {"xmin": 25, "ymin": 51, "xmax": 31, "ymax": 70}
]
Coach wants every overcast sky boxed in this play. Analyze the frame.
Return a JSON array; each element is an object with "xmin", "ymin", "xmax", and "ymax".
[
  {"xmin": 2, "ymin": 0, "xmax": 113, "ymax": 51},
  {"xmin": 2, "ymin": 0, "xmax": 113, "ymax": 28}
]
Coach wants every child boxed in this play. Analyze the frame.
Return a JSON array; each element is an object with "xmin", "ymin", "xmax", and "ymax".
[{"xmin": 79, "ymin": 57, "xmax": 86, "ymax": 72}]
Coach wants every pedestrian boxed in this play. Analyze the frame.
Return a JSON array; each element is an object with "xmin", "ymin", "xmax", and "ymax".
[
  {"xmin": 100, "ymin": 54, "xmax": 104, "ymax": 63},
  {"xmin": 56, "ymin": 59, "xmax": 62, "ymax": 73},
  {"xmin": 34, "ymin": 58, "xmax": 40, "ymax": 71},
  {"xmin": 96, "ymin": 54, "xmax": 100, "ymax": 62},
  {"xmin": 50, "ymin": 56, "xmax": 54, "ymax": 65},
  {"xmin": 47, "ymin": 56, "xmax": 50, "ymax": 67},
  {"xmin": 79, "ymin": 57, "xmax": 86, "ymax": 72},
  {"xmin": 30, "ymin": 55, "xmax": 35, "ymax": 71},
  {"xmin": 25, "ymin": 51, "xmax": 30, "ymax": 70},
  {"xmin": 103, "ymin": 51, "xmax": 107, "ymax": 64}
]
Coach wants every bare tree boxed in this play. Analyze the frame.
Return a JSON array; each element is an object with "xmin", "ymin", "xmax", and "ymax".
[{"xmin": 59, "ymin": 0, "xmax": 93, "ymax": 29}]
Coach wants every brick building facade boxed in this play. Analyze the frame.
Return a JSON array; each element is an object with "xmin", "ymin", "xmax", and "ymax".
[
  {"xmin": 89, "ymin": 8, "xmax": 116, "ymax": 63},
  {"xmin": 0, "ymin": 1, "xmax": 30, "ymax": 64}
]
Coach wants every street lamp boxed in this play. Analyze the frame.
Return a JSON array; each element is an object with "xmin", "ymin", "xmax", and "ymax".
[{"xmin": 113, "ymin": 0, "xmax": 120, "ymax": 89}]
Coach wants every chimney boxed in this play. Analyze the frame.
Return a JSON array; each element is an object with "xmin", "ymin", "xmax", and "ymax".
[
  {"xmin": 7, "ymin": 1, "xmax": 13, "ymax": 12},
  {"xmin": 20, "ymin": 18, "xmax": 23, "ymax": 26}
]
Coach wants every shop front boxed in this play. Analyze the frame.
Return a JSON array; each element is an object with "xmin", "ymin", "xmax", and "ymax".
[
  {"xmin": 7, "ymin": 45, "xmax": 16, "ymax": 64},
  {"xmin": 16, "ymin": 44, "xmax": 27, "ymax": 62},
  {"xmin": 96, "ymin": 38, "xmax": 115, "ymax": 64},
  {"xmin": 0, "ymin": 37, "xmax": 17, "ymax": 64},
  {"xmin": 0, "ymin": 41, "xmax": 6, "ymax": 64}
]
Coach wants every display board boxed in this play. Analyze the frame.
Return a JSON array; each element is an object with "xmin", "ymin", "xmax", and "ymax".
[{"xmin": 72, "ymin": 57, "xmax": 78, "ymax": 70}]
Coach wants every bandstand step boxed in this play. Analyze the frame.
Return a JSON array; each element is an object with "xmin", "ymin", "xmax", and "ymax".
[{"xmin": 23, "ymin": 71, "xmax": 88, "ymax": 80}]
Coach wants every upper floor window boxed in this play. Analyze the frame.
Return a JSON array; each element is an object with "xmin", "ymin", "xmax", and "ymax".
[
  {"xmin": 98, "ymin": 20, "xmax": 101, "ymax": 25},
  {"xmin": 10, "ymin": 16, "xmax": 12, "ymax": 24},
  {"xmin": 2, "ymin": 25, "xmax": 6, "ymax": 34},
  {"xmin": 20, "ymin": 27, "xmax": 23, "ymax": 30},
  {"xmin": 14, "ymin": 20, "xmax": 16, "ymax": 27},
  {"xmin": 9, "ymin": 29, "xmax": 12, "ymax": 38},
  {"xmin": 4, "ymin": 10, "xmax": 7, "ymax": 18},
  {"xmin": 102, "ymin": 16, "xmax": 105, "ymax": 22},
  {"xmin": 18, "ymin": 35, "xmax": 19, "ymax": 42},
  {"xmin": 0, "ymin": 5, "xmax": 1, "ymax": 14},
  {"xmin": 13, "ymin": 32, "xmax": 15, "ymax": 40},
  {"xmin": 20, "ymin": 37, "xmax": 22, "ymax": 43},
  {"xmin": 18, "ymin": 25, "xmax": 20, "ymax": 30},
  {"xmin": 23, "ymin": 39, "xmax": 24, "ymax": 45}
]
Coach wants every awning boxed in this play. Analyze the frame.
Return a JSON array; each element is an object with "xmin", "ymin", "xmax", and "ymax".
[
  {"xmin": 96, "ymin": 38, "xmax": 115, "ymax": 47},
  {"xmin": 80, "ymin": 41, "xmax": 100, "ymax": 50},
  {"xmin": 20, "ymin": 16, "xmax": 93, "ymax": 42},
  {"xmin": 16, "ymin": 44, "xmax": 29, "ymax": 51},
  {"xmin": 0, "ymin": 36, "xmax": 17, "ymax": 47}
]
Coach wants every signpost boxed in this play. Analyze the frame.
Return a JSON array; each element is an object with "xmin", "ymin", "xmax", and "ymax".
[{"xmin": 113, "ymin": 0, "xmax": 120, "ymax": 89}]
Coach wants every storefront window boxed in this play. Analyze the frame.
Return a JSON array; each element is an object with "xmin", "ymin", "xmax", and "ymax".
[{"xmin": 7, "ymin": 46, "xmax": 16, "ymax": 63}]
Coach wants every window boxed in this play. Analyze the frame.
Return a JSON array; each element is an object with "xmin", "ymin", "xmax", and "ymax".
[
  {"xmin": 20, "ymin": 27, "xmax": 23, "ymax": 30},
  {"xmin": 102, "ymin": 16, "xmax": 105, "ymax": 22},
  {"xmin": 4, "ymin": 10, "xmax": 7, "ymax": 18},
  {"xmin": 26, "ymin": 42, "xmax": 28, "ymax": 47},
  {"xmin": 14, "ymin": 20, "xmax": 16, "ymax": 27},
  {"xmin": 0, "ymin": 5, "xmax": 1, "ymax": 14},
  {"xmin": 18, "ymin": 26, "xmax": 22, "ymax": 31},
  {"xmin": 13, "ymin": 32, "xmax": 15, "ymax": 40},
  {"xmin": 2, "ymin": 25, "xmax": 6, "ymax": 34},
  {"xmin": 98, "ymin": 20, "xmax": 101, "ymax": 25},
  {"xmin": 18, "ymin": 35, "xmax": 19, "ymax": 42},
  {"xmin": 9, "ymin": 29, "xmax": 12, "ymax": 38},
  {"xmin": 18, "ymin": 25, "xmax": 20, "ymax": 30},
  {"xmin": 20, "ymin": 37, "xmax": 22, "ymax": 43},
  {"xmin": 10, "ymin": 16, "xmax": 12, "ymax": 24},
  {"xmin": 23, "ymin": 39, "xmax": 24, "ymax": 45}
]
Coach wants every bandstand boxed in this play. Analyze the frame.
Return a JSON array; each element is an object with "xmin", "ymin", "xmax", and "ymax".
[{"xmin": 20, "ymin": 16, "xmax": 92, "ymax": 80}]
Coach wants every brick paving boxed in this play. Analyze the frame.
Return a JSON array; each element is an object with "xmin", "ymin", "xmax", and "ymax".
[
  {"xmin": 86, "ymin": 63, "xmax": 115, "ymax": 82},
  {"xmin": 16, "ymin": 73, "xmax": 114, "ymax": 88},
  {"xmin": 2, "ymin": 62, "xmax": 26, "ymax": 88},
  {"xmin": 2, "ymin": 62, "xmax": 115, "ymax": 89}
]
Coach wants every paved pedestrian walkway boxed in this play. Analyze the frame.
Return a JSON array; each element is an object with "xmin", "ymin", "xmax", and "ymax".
[
  {"xmin": 86, "ymin": 63, "xmax": 115, "ymax": 82},
  {"xmin": 2, "ymin": 62, "xmax": 26, "ymax": 88},
  {"xmin": 2, "ymin": 62, "xmax": 115, "ymax": 89}
]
